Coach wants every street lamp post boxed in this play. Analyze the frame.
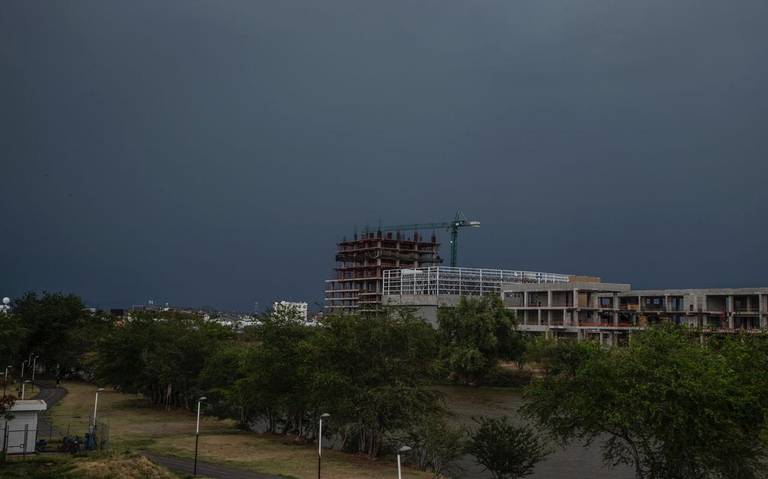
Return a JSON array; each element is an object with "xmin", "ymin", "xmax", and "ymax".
[
  {"xmin": 3, "ymin": 366, "xmax": 11, "ymax": 397},
  {"xmin": 317, "ymin": 413, "xmax": 330, "ymax": 479},
  {"xmin": 193, "ymin": 396, "xmax": 207, "ymax": 477},
  {"xmin": 21, "ymin": 380, "xmax": 31, "ymax": 400},
  {"xmin": 90, "ymin": 387, "xmax": 105, "ymax": 450},
  {"xmin": 397, "ymin": 446, "xmax": 412, "ymax": 479},
  {"xmin": 92, "ymin": 388, "xmax": 105, "ymax": 431},
  {"xmin": 31, "ymin": 355, "xmax": 38, "ymax": 384},
  {"xmin": 19, "ymin": 360, "xmax": 27, "ymax": 395}
]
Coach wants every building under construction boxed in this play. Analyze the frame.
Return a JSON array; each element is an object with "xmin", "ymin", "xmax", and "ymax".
[{"xmin": 324, "ymin": 230, "xmax": 442, "ymax": 313}]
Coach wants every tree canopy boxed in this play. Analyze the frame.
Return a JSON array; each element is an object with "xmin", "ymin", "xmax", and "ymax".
[
  {"xmin": 468, "ymin": 416, "xmax": 550, "ymax": 479},
  {"xmin": 523, "ymin": 326, "xmax": 768, "ymax": 479},
  {"xmin": 437, "ymin": 295, "xmax": 523, "ymax": 384}
]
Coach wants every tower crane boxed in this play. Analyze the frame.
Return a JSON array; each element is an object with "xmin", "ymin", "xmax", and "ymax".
[{"xmin": 379, "ymin": 210, "xmax": 480, "ymax": 267}]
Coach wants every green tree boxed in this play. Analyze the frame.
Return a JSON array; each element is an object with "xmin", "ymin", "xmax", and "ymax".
[
  {"xmin": 12, "ymin": 292, "xmax": 88, "ymax": 369},
  {"xmin": 197, "ymin": 341, "xmax": 251, "ymax": 425},
  {"xmin": 0, "ymin": 312, "xmax": 26, "ymax": 365},
  {"xmin": 393, "ymin": 413, "xmax": 466, "ymax": 478},
  {"xmin": 235, "ymin": 310, "xmax": 315, "ymax": 436},
  {"xmin": 467, "ymin": 416, "xmax": 549, "ymax": 479},
  {"xmin": 523, "ymin": 326, "xmax": 768, "ymax": 479},
  {"xmin": 305, "ymin": 311, "xmax": 442, "ymax": 458},
  {"xmin": 438, "ymin": 296, "xmax": 523, "ymax": 384},
  {"xmin": 94, "ymin": 311, "xmax": 232, "ymax": 409}
]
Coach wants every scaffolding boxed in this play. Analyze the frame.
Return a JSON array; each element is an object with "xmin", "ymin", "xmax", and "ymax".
[
  {"xmin": 324, "ymin": 231, "xmax": 442, "ymax": 313},
  {"xmin": 382, "ymin": 266, "xmax": 570, "ymax": 298}
]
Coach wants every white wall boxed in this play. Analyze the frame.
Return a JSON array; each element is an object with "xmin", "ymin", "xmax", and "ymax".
[{"xmin": 1, "ymin": 412, "xmax": 39, "ymax": 454}]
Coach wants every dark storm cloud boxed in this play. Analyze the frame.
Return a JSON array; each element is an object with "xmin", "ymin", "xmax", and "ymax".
[{"xmin": 1, "ymin": 0, "xmax": 766, "ymax": 310}]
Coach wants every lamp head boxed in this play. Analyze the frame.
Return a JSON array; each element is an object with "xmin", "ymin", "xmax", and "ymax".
[
  {"xmin": 199, "ymin": 396, "xmax": 207, "ymax": 402},
  {"xmin": 320, "ymin": 413, "xmax": 330, "ymax": 418},
  {"xmin": 97, "ymin": 388, "xmax": 105, "ymax": 392},
  {"xmin": 399, "ymin": 445, "xmax": 412, "ymax": 453}
]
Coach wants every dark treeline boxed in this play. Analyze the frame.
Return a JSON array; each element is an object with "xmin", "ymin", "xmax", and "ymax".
[
  {"xmin": 5, "ymin": 292, "xmax": 768, "ymax": 478},
  {"xmin": 0, "ymin": 291, "xmax": 112, "ymax": 376},
  {"xmin": 1, "ymin": 292, "xmax": 521, "ymax": 476},
  {"xmin": 95, "ymin": 307, "xmax": 445, "ymax": 459}
]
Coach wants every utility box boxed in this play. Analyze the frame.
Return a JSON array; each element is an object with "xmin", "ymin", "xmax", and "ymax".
[{"xmin": 1, "ymin": 399, "xmax": 48, "ymax": 454}]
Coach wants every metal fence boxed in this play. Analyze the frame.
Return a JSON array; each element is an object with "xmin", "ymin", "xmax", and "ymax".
[
  {"xmin": 0, "ymin": 417, "xmax": 109, "ymax": 457},
  {"xmin": 0, "ymin": 424, "xmax": 39, "ymax": 457},
  {"xmin": 383, "ymin": 266, "xmax": 571, "ymax": 297}
]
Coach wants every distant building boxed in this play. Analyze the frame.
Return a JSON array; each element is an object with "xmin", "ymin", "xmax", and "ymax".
[
  {"xmin": 503, "ymin": 283, "xmax": 768, "ymax": 344},
  {"xmin": 383, "ymin": 266, "xmax": 573, "ymax": 324},
  {"xmin": 383, "ymin": 266, "xmax": 768, "ymax": 343},
  {"xmin": 273, "ymin": 301, "xmax": 309, "ymax": 322}
]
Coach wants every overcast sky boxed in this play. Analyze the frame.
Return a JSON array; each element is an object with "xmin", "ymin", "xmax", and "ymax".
[{"xmin": 1, "ymin": 0, "xmax": 766, "ymax": 311}]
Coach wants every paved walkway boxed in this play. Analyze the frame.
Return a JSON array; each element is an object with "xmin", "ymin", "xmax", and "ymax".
[
  {"xmin": 34, "ymin": 382, "xmax": 281, "ymax": 479},
  {"xmin": 34, "ymin": 381, "xmax": 67, "ymax": 440},
  {"xmin": 143, "ymin": 452, "xmax": 283, "ymax": 479}
]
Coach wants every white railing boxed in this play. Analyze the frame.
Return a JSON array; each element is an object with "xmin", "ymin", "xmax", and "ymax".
[{"xmin": 382, "ymin": 266, "xmax": 570, "ymax": 297}]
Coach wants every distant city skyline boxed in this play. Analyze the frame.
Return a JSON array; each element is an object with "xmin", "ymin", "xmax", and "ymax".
[{"xmin": 2, "ymin": 0, "xmax": 767, "ymax": 311}]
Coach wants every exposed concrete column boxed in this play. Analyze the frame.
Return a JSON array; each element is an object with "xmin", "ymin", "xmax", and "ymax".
[
  {"xmin": 573, "ymin": 289, "xmax": 579, "ymax": 308},
  {"xmin": 727, "ymin": 296, "xmax": 734, "ymax": 329},
  {"xmin": 538, "ymin": 309, "xmax": 542, "ymax": 326},
  {"xmin": 524, "ymin": 292, "xmax": 528, "ymax": 308},
  {"xmin": 547, "ymin": 290, "xmax": 553, "ymax": 308},
  {"xmin": 547, "ymin": 310, "xmax": 552, "ymax": 327}
]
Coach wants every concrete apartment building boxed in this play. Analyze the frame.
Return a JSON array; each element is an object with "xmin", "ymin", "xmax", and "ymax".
[
  {"xmin": 503, "ymin": 284, "xmax": 768, "ymax": 344},
  {"xmin": 382, "ymin": 266, "xmax": 575, "ymax": 324},
  {"xmin": 382, "ymin": 266, "xmax": 768, "ymax": 342}
]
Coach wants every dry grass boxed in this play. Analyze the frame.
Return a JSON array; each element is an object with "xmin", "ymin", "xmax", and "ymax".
[
  {"xmin": 150, "ymin": 432, "xmax": 435, "ymax": 479},
  {"xmin": 1, "ymin": 453, "xmax": 181, "ymax": 479},
  {"xmin": 51, "ymin": 381, "xmax": 433, "ymax": 479},
  {"xmin": 50, "ymin": 381, "xmax": 235, "ymax": 443},
  {"xmin": 4, "ymin": 380, "xmax": 39, "ymax": 399},
  {"xmin": 70, "ymin": 454, "xmax": 180, "ymax": 479}
]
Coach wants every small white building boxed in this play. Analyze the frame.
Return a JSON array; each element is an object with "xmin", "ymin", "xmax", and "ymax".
[
  {"xmin": 1, "ymin": 399, "xmax": 48, "ymax": 454},
  {"xmin": 273, "ymin": 301, "xmax": 309, "ymax": 322}
]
